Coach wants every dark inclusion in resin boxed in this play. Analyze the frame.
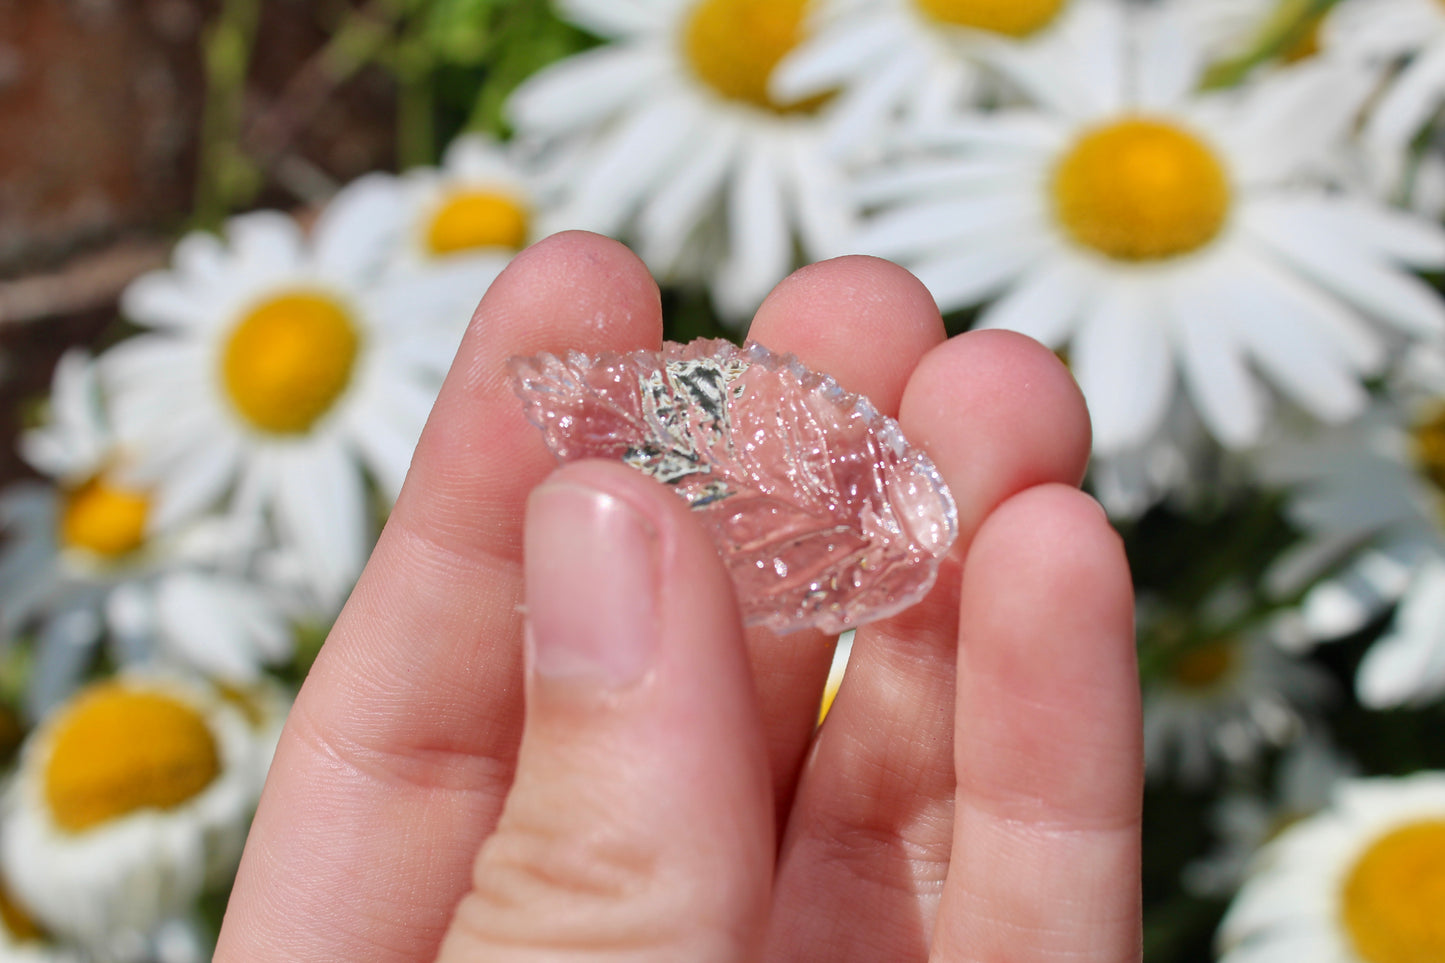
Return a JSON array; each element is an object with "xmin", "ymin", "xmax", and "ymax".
[{"xmin": 509, "ymin": 339, "xmax": 958, "ymax": 634}]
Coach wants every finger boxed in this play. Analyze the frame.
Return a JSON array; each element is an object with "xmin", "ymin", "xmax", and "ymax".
[
  {"xmin": 767, "ymin": 331, "xmax": 1093, "ymax": 961},
  {"xmin": 218, "ymin": 233, "xmax": 663, "ymax": 963},
  {"xmin": 743, "ymin": 256, "xmax": 945, "ymax": 817},
  {"xmin": 436, "ymin": 460, "xmax": 773, "ymax": 963},
  {"xmin": 932, "ymin": 484, "xmax": 1140, "ymax": 962}
]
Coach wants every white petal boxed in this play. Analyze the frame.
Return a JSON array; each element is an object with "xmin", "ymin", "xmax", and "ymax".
[
  {"xmin": 507, "ymin": 45, "xmax": 669, "ymax": 136},
  {"xmin": 1232, "ymin": 239, "xmax": 1388, "ymax": 375},
  {"xmin": 312, "ymin": 172, "xmax": 407, "ymax": 281},
  {"xmin": 1227, "ymin": 61, "xmax": 1373, "ymax": 185},
  {"xmin": 853, "ymin": 193, "xmax": 1038, "ymax": 261},
  {"xmin": 273, "ymin": 440, "xmax": 369, "ymax": 606},
  {"xmin": 785, "ymin": 140, "xmax": 856, "ymax": 261},
  {"xmin": 1243, "ymin": 204, "xmax": 1445, "ymax": 337},
  {"xmin": 170, "ymin": 229, "xmax": 229, "ymax": 286},
  {"xmin": 1134, "ymin": 6, "xmax": 1206, "ymax": 110},
  {"xmin": 1163, "ymin": 274, "xmax": 1267, "ymax": 448},
  {"xmin": 976, "ymin": 258, "xmax": 1092, "ymax": 348},
  {"xmin": 636, "ymin": 124, "xmax": 741, "ymax": 271},
  {"xmin": 1367, "ymin": 40, "xmax": 1445, "ymax": 154},
  {"xmin": 562, "ymin": 94, "xmax": 702, "ymax": 236},
  {"xmin": 1071, "ymin": 282, "xmax": 1176, "ymax": 454},
  {"xmin": 713, "ymin": 142, "xmax": 793, "ymax": 320},
  {"xmin": 344, "ymin": 403, "xmax": 420, "ymax": 505},
  {"xmin": 1358, "ymin": 560, "xmax": 1445, "ymax": 707},
  {"xmin": 854, "ymin": 158, "xmax": 1026, "ymax": 207},
  {"xmin": 120, "ymin": 270, "xmax": 217, "ymax": 331},
  {"xmin": 921, "ymin": 113, "xmax": 1069, "ymax": 155},
  {"xmin": 910, "ymin": 235, "xmax": 1046, "ymax": 314},
  {"xmin": 151, "ymin": 435, "xmax": 244, "ymax": 532},
  {"xmin": 819, "ymin": 52, "xmax": 920, "ymax": 161},
  {"xmin": 27, "ymin": 606, "xmax": 103, "ymax": 721},
  {"xmin": 227, "ymin": 211, "xmax": 308, "ymax": 277},
  {"xmin": 771, "ymin": 12, "xmax": 903, "ymax": 99},
  {"xmin": 556, "ymin": 0, "xmax": 658, "ymax": 38}
]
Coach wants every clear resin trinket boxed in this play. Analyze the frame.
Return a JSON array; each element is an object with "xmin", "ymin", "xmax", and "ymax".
[{"xmin": 509, "ymin": 339, "xmax": 958, "ymax": 634}]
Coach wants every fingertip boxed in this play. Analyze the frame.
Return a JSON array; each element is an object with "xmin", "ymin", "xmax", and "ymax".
[
  {"xmin": 958, "ymin": 482, "xmax": 1139, "ymax": 821},
  {"xmin": 970, "ymin": 483, "xmax": 1131, "ymax": 635},
  {"xmin": 466, "ymin": 231, "xmax": 663, "ymax": 368},
  {"xmin": 901, "ymin": 330, "xmax": 1092, "ymax": 542},
  {"xmin": 749, "ymin": 255, "xmax": 945, "ymax": 415}
]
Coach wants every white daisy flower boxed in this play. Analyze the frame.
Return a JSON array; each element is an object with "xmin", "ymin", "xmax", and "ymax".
[
  {"xmin": 0, "ymin": 354, "xmax": 294, "ymax": 718},
  {"xmin": 1184, "ymin": 731, "xmax": 1356, "ymax": 898},
  {"xmin": 396, "ymin": 134, "xmax": 538, "ymax": 266},
  {"xmin": 0, "ymin": 674, "xmax": 264, "ymax": 953},
  {"xmin": 336, "ymin": 135, "xmax": 537, "ymax": 346},
  {"xmin": 1219, "ymin": 770, "xmax": 1445, "ymax": 963},
  {"xmin": 506, "ymin": 0, "xmax": 859, "ymax": 320},
  {"xmin": 1261, "ymin": 350, "xmax": 1445, "ymax": 709},
  {"xmin": 1143, "ymin": 597, "xmax": 1332, "ymax": 785},
  {"xmin": 769, "ymin": 0, "xmax": 1087, "ymax": 159},
  {"xmin": 855, "ymin": 1, "xmax": 1445, "ymax": 455},
  {"xmin": 105, "ymin": 187, "xmax": 468, "ymax": 605}
]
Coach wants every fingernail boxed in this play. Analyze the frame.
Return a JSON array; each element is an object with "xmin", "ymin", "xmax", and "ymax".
[{"xmin": 525, "ymin": 481, "xmax": 659, "ymax": 688}]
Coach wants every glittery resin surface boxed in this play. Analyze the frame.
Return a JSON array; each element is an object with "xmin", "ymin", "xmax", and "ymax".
[{"xmin": 509, "ymin": 339, "xmax": 958, "ymax": 634}]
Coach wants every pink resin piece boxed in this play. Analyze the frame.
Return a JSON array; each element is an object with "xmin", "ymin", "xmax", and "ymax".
[{"xmin": 509, "ymin": 339, "xmax": 958, "ymax": 634}]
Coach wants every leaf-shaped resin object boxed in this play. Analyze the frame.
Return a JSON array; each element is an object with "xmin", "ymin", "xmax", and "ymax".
[{"xmin": 509, "ymin": 339, "xmax": 958, "ymax": 634}]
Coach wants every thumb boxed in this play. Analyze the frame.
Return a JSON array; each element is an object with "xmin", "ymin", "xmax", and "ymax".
[{"xmin": 436, "ymin": 461, "xmax": 775, "ymax": 963}]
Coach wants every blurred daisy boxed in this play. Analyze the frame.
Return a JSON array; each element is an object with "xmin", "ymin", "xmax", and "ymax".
[
  {"xmin": 856, "ymin": 1, "xmax": 1445, "ymax": 455},
  {"xmin": 1142, "ymin": 598, "xmax": 1332, "ymax": 785},
  {"xmin": 0, "ymin": 675, "xmax": 263, "ymax": 952},
  {"xmin": 1219, "ymin": 771, "xmax": 1445, "ymax": 962},
  {"xmin": 0, "ymin": 353, "xmax": 293, "ymax": 718},
  {"xmin": 397, "ymin": 134, "xmax": 537, "ymax": 267},
  {"xmin": 1325, "ymin": 0, "xmax": 1445, "ymax": 194},
  {"xmin": 1088, "ymin": 397, "xmax": 1227, "ymax": 519},
  {"xmin": 1184, "ymin": 731, "xmax": 1355, "ymax": 897},
  {"xmin": 507, "ymin": 0, "xmax": 858, "ymax": 319},
  {"xmin": 1261, "ymin": 350, "xmax": 1445, "ymax": 709},
  {"xmin": 105, "ymin": 190, "xmax": 464, "ymax": 605},
  {"xmin": 770, "ymin": 0, "xmax": 1086, "ymax": 158},
  {"xmin": 335, "ymin": 135, "xmax": 535, "ymax": 344}
]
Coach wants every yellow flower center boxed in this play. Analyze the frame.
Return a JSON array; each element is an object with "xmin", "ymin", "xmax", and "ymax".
[
  {"xmin": 1342, "ymin": 819, "xmax": 1445, "ymax": 963},
  {"xmin": 1052, "ymin": 118, "xmax": 1232, "ymax": 261},
  {"xmin": 1171, "ymin": 639, "xmax": 1237, "ymax": 690},
  {"xmin": 683, "ymin": 0, "xmax": 827, "ymax": 112},
  {"xmin": 913, "ymin": 0, "xmax": 1067, "ymax": 37},
  {"xmin": 221, "ymin": 291, "xmax": 361, "ymax": 434},
  {"xmin": 0, "ymin": 878, "xmax": 45, "ymax": 944},
  {"xmin": 425, "ymin": 190, "xmax": 530, "ymax": 256},
  {"xmin": 43, "ymin": 684, "xmax": 221, "ymax": 833},
  {"xmin": 1413, "ymin": 402, "xmax": 1445, "ymax": 497},
  {"xmin": 58, "ymin": 475, "xmax": 150, "ymax": 559}
]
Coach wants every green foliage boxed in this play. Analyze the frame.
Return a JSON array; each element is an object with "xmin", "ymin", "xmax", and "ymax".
[{"xmin": 191, "ymin": 0, "xmax": 591, "ymax": 218}]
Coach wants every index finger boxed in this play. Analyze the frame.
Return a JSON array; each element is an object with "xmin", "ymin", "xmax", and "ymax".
[{"xmin": 218, "ymin": 232, "xmax": 663, "ymax": 963}]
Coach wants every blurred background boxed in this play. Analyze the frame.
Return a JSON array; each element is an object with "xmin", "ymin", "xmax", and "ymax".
[{"xmin": 6, "ymin": 0, "xmax": 1445, "ymax": 960}]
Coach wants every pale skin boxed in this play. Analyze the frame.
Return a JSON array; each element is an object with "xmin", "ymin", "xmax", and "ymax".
[{"xmin": 215, "ymin": 231, "xmax": 1142, "ymax": 962}]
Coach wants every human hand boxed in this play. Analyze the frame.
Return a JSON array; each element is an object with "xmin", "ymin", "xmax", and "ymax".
[{"xmin": 215, "ymin": 232, "xmax": 1141, "ymax": 962}]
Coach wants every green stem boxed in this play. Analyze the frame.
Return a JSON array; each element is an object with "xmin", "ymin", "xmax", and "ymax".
[
  {"xmin": 193, "ymin": 0, "xmax": 263, "ymax": 230},
  {"xmin": 395, "ymin": 47, "xmax": 437, "ymax": 169},
  {"xmin": 1202, "ymin": 0, "xmax": 1343, "ymax": 90}
]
